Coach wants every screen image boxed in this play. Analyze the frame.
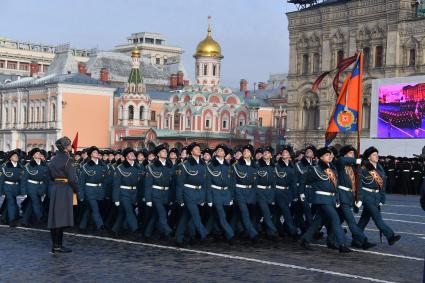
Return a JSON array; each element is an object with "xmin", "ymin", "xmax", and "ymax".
[{"xmin": 377, "ymin": 83, "xmax": 425, "ymax": 138}]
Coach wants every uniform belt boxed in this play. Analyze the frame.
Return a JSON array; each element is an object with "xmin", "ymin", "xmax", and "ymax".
[
  {"xmin": 276, "ymin": 185, "xmax": 289, "ymax": 190},
  {"xmin": 362, "ymin": 187, "xmax": 379, "ymax": 193},
  {"xmin": 413, "ymin": 170, "xmax": 421, "ymax": 173},
  {"xmin": 28, "ymin": 179, "xmax": 44, "ymax": 185},
  {"xmin": 388, "ymin": 169, "xmax": 395, "ymax": 171},
  {"xmin": 338, "ymin": 185, "xmax": 352, "ymax": 192},
  {"xmin": 184, "ymin": 184, "xmax": 202, "ymax": 190},
  {"xmin": 402, "ymin": 170, "xmax": 410, "ymax": 172},
  {"xmin": 257, "ymin": 185, "xmax": 271, "ymax": 189},
  {"xmin": 305, "ymin": 185, "xmax": 312, "ymax": 188},
  {"xmin": 211, "ymin": 184, "xmax": 228, "ymax": 190},
  {"xmin": 315, "ymin": 191, "xmax": 335, "ymax": 196},
  {"xmin": 86, "ymin": 182, "xmax": 102, "ymax": 187},
  {"xmin": 120, "ymin": 185, "xmax": 137, "ymax": 190},
  {"xmin": 236, "ymin": 184, "xmax": 252, "ymax": 189},
  {"xmin": 152, "ymin": 185, "xmax": 169, "ymax": 191},
  {"xmin": 54, "ymin": 178, "xmax": 68, "ymax": 183},
  {"xmin": 4, "ymin": 181, "xmax": 19, "ymax": 185}
]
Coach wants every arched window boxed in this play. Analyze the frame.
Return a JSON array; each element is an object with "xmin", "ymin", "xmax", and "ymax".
[
  {"xmin": 128, "ymin": 105, "xmax": 134, "ymax": 120},
  {"xmin": 337, "ymin": 50, "xmax": 344, "ymax": 66},
  {"xmin": 12, "ymin": 107, "xmax": 17, "ymax": 124},
  {"xmin": 313, "ymin": 53, "xmax": 320, "ymax": 73},
  {"xmin": 363, "ymin": 47, "xmax": 370, "ymax": 69},
  {"xmin": 375, "ymin": 46, "xmax": 383, "ymax": 67},
  {"xmin": 409, "ymin": 49, "xmax": 416, "ymax": 66},
  {"xmin": 151, "ymin": 111, "xmax": 156, "ymax": 121},
  {"xmin": 213, "ymin": 64, "xmax": 217, "ymax": 76},
  {"xmin": 203, "ymin": 64, "xmax": 208, "ymax": 76},
  {"xmin": 174, "ymin": 112, "xmax": 180, "ymax": 130},
  {"xmin": 196, "ymin": 64, "xmax": 200, "ymax": 76},
  {"xmin": 205, "ymin": 113, "xmax": 212, "ymax": 129},
  {"xmin": 51, "ymin": 103, "xmax": 56, "ymax": 121},
  {"xmin": 23, "ymin": 106, "xmax": 27, "ymax": 123},
  {"xmin": 36, "ymin": 107, "xmax": 40, "ymax": 122},
  {"xmin": 302, "ymin": 54, "xmax": 309, "ymax": 74},
  {"xmin": 222, "ymin": 114, "xmax": 229, "ymax": 130},
  {"xmin": 139, "ymin": 106, "xmax": 144, "ymax": 120},
  {"xmin": 239, "ymin": 116, "xmax": 245, "ymax": 126},
  {"xmin": 302, "ymin": 94, "xmax": 319, "ymax": 130}
]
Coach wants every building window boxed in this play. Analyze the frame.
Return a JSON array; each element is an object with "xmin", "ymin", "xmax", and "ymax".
[
  {"xmin": 196, "ymin": 64, "xmax": 200, "ymax": 76},
  {"xmin": 313, "ymin": 53, "xmax": 320, "ymax": 73},
  {"xmin": 151, "ymin": 110, "xmax": 156, "ymax": 121},
  {"xmin": 205, "ymin": 116, "xmax": 211, "ymax": 128},
  {"xmin": 165, "ymin": 118, "xmax": 169, "ymax": 128},
  {"xmin": 363, "ymin": 47, "xmax": 370, "ymax": 69},
  {"xmin": 19, "ymin": 62, "xmax": 29, "ymax": 71},
  {"xmin": 302, "ymin": 54, "xmax": 309, "ymax": 74},
  {"xmin": 239, "ymin": 117, "xmax": 245, "ymax": 126},
  {"xmin": 409, "ymin": 49, "xmax": 416, "ymax": 66},
  {"xmin": 7, "ymin": 61, "xmax": 17, "ymax": 69},
  {"xmin": 259, "ymin": 117, "xmax": 263, "ymax": 127},
  {"xmin": 375, "ymin": 46, "xmax": 383, "ymax": 67},
  {"xmin": 163, "ymin": 57, "xmax": 167, "ymax": 64},
  {"xmin": 128, "ymin": 105, "xmax": 134, "ymax": 120},
  {"xmin": 23, "ymin": 106, "xmax": 27, "ymax": 123},
  {"xmin": 186, "ymin": 116, "xmax": 191, "ymax": 128},
  {"xmin": 174, "ymin": 113, "xmax": 180, "ymax": 130},
  {"xmin": 43, "ymin": 65, "xmax": 49, "ymax": 72},
  {"xmin": 36, "ymin": 107, "xmax": 40, "ymax": 122},
  {"xmin": 213, "ymin": 64, "xmax": 217, "ymax": 76},
  {"xmin": 5, "ymin": 108, "xmax": 9, "ymax": 124},
  {"xmin": 51, "ymin": 103, "xmax": 56, "ymax": 121},
  {"xmin": 12, "ymin": 107, "xmax": 17, "ymax": 125},
  {"xmin": 156, "ymin": 57, "xmax": 161, "ymax": 65},
  {"xmin": 0, "ymin": 60, "xmax": 4, "ymax": 68},
  {"xmin": 139, "ymin": 106, "xmax": 144, "ymax": 120},
  {"xmin": 337, "ymin": 50, "xmax": 344, "ymax": 66},
  {"xmin": 222, "ymin": 119, "xmax": 228, "ymax": 129},
  {"xmin": 203, "ymin": 64, "xmax": 208, "ymax": 76}
]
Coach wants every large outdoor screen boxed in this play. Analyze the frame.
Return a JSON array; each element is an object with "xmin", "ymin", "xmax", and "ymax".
[{"xmin": 377, "ymin": 83, "xmax": 425, "ymax": 138}]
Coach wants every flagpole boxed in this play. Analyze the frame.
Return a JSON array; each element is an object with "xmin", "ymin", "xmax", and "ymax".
[{"xmin": 355, "ymin": 50, "xmax": 363, "ymax": 204}]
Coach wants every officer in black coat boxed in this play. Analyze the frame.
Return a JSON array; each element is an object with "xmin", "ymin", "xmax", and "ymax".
[{"xmin": 48, "ymin": 137, "xmax": 79, "ymax": 254}]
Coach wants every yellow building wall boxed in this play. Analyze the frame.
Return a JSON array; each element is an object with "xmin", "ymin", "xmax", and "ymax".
[
  {"xmin": 259, "ymin": 108, "xmax": 273, "ymax": 127},
  {"xmin": 62, "ymin": 93, "xmax": 111, "ymax": 148}
]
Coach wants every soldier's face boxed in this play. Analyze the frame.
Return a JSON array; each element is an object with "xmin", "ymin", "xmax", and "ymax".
[
  {"xmin": 109, "ymin": 154, "xmax": 114, "ymax": 161},
  {"xmin": 91, "ymin": 150, "xmax": 99, "ymax": 159},
  {"xmin": 10, "ymin": 154, "xmax": 19, "ymax": 162},
  {"xmin": 256, "ymin": 153, "xmax": 262, "ymax": 160},
  {"xmin": 126, "ymin": 152, "xmax": 136, "ymax": 161},
  {"xmin": 320, "ymin": 153, "xmax": 332, "ymax": 164},
  {"xmin": 137, "ymin": 154, "xmax": 144, "ymax": 161},
  {"xmin": 169, "ymin": 152, "xmax": 177, "ymax": 159},
  {"xmin": 368, "ymin": 152, "xmax": 379, "ymax": 163},
  {"xmin": 305, "ymin": 149, "xmax": 314, "ymax": 158},
  {"xmin": 263, "ymin": 151, "xmax": 272, "ymax": 160},
  {"xmin": 181, "ymin": 150, "xmax": 187, "ymax": 159},
  {"xmin": 82, "ymin": 153, "xmax": 88, "ymax": 159},
  {"xmin": 158, "ymin": 149, "xmax": 168, "ymax": 159},
  {"xmin": 215, "ymin": 148, "xmax": 225, "ymax": 158},
  {"xmin": 235, "ymin": 152, "xmax": 242, "ymax": 159},
  {"xmin": 282, "ymin": 150, "xmax": 290, "ymax": 159},
  {"xmin": 203, "ymin": 153, "xmax": 211, "ymax": 161},
  {"xmin": 192, "ymin": 146, "xmax": 201, "ymax": 157},
  {"xmin": 345, "ymin": 151, "xmax": 355, "ymax": 158},
  {"xmin": 33, "ymin": 152, "xmax": 42, "ymax": 160},
  {"xmin": 243, "ymin": 149, "xmax": 252, "ymax": 159}
]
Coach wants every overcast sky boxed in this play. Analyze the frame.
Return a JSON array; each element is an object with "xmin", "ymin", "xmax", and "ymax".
[{"xmin": 1, "ymin": 0, "xmax": 297, "ymax": 87}]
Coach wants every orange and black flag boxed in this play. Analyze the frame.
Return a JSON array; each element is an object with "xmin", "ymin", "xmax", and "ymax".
[{"xmin": 325, "ymin": 52, "xmax": 363, "ymax": 146}]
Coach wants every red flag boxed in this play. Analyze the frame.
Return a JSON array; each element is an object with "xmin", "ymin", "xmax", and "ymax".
[
  {"xmin": 325, "ymin": 52, "xmax": 363, "ymax": 146},
  {"xmin": 71, "ymin": 132, "xmax": 79, "ymax": 153}
]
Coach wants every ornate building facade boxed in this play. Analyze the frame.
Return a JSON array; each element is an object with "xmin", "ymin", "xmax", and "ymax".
[{"xmin": 286, "ymin": 0, "xmax": 425, "ymax": 148}]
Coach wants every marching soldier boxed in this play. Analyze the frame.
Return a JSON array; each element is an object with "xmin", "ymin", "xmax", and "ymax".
[
  {"xmin": 175, "ymin": 142, "xmax": 208, "ymax": 247},
  {"xmin": 20, "ymin": 148, "xmax": 49, "ymax": 226},
  {"xmin": 143, "ymin": 144, "xmax": 174, "ymax": 240},
  {"xmin": 205, "ymin": 144, "xmax": 235, "ymax": 244},
  {"xmin": 274, "ymin": 145, "xmax": 299, "ymax": 240},
  {"xmin": 300, "ymin": 147, "xmax": 352, "ymax": 253},
  {"xmin": 0, "ymin": 149, "xmax": 25, "ymax": 227},
  {"xmin": 48, "ymin": 137, "xmax": 79, "ymax": 254},
  {"xmin": 112, "ymin": 147, "xmax": 144, "ymax": 235},
  {"xmin": 357, "ymin": 146, "xmax": 401, "ymax": 246},
  {"xmin": 78, "ymin": 146, "xmax": 110, "ymax": 231},
  {"xmin": 231, "ymin": 144, "xmax": 258, "ymax": 242},
  {"xmin": 255, "ymin": 146, "xmax": 278, "ymax": 240},
  {"xmin": 335, "ymin": 145, "xmax": 375, "ymax": 250}
]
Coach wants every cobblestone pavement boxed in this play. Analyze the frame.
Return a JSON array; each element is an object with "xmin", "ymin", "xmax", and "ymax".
[{"xmin": 0, "ymin": 194, "xmax": 423, "ymax": 283}]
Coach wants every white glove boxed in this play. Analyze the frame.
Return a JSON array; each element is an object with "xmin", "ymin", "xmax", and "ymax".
[
  {"xmin": 22, "ymin": 194, "xmax": 27, "ymax": 198},
  {"xmin": 356, "ymin": 158, "xmax": 362, "ymax": 165},
  {"xmin": 180, "ymin": 203, "xmax": 185, "ymax": 207},
  {"xmin": 355, "ymin": 200, "xmax": 363, "ymax": 208},
  {"xmin": 41, "ymin": 194, "xmax": 46, "ymax": 202},
  {"xmin": 378, "ymin": 202, "xmax": 383, "ymax": 207},
  {"xmin": 115, "ymin": 202, "xmax": 120, "ymax": 206},
  {"xmin": 200, "ymin": 202, "xmax": 205, "ymax": 206},
  {"xmin": 229, "ymin": 200, "xmax": 233, "ymax": 206},
  {"xmin": 300, "ymin": 193, "xmax": 306, "ymax": 202},
  {"xmin": 336, "ymin": 202, "xmax": 341, "ymax": 208},
  {"xmin": 169, "ymin": 202, "xmax": 174, "ymax": 205},
  {"xmin": 271, "ymin": 202, "xmax": 275, "ymax": 205},
  {"xmin": 207, "ymin": 202, "xmax": 213, "ymax": 207},
  {"xmin": 146, "ymin": 202, "xmax": 152, "ymax": 207}
]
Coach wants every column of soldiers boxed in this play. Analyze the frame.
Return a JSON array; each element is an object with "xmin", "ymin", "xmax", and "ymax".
[{"xmin": 0, "ymin": 140, "xmax": 405, "ymax": 253}]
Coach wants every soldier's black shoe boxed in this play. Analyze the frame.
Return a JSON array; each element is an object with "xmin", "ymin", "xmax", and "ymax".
[
  {"xmin": 291, "ymin": 233, "xmax": 301, "ymax": 242},
  {"xmin": 362, "ymin": 239, "xmax": 377, "ymax": 250},
  {"xmin": 326, "ymin": 242, "xmax": 339, "ymax": 250},
  {"xmin": 175, "ymin": 241, "xmax": 186, "ymax": 248},
  {"xmin": 339, "ymin": 245, "xmax": 352, "ymax": 253},
  {"xmin": 9, "ymin": 219, "xmax": 19, "ymax": 227},
  {"xmin": 250, "ymin": 236, "xmax": 258, "ymax": 245},
  {"xmin": 351, "ymin": 240, "xmax": 363, "ymax": 249},
  {"xmin": 57, "ymin": 246, "xmax": 72, "ymax": 253},
  {"xmin": 227, "ymin": 237, "xmax": 235, "ymax": 246},
  {"xmin": 300, "ymin": 239, "xmax": 313, "ymax": 250},
  {"xmin": 388, "ymin": 234, "xmax": 401, "ymax": 246},
  {"xmin": 313, "ymin": 231, "xmax": 324, "ymax": 240}
]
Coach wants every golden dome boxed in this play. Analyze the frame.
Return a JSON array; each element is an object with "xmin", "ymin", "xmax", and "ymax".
[
  {"xmin": 131, "ymin": 46, "xmax": 140, "ymax": 58},
  {"xmin": 194, "ymin": 16, "xmax": 223, "ymax": 59}
]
